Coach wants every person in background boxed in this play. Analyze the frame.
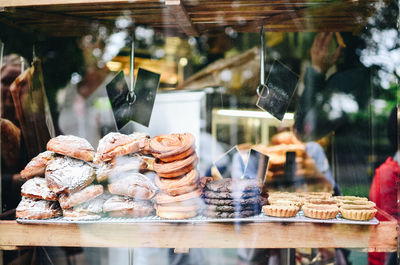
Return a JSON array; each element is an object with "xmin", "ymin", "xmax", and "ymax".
[{"xmin": 368, "ymin": 105, "xmax": 399, "ymax": 265}]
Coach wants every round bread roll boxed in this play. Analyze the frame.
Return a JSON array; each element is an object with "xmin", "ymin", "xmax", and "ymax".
[
  {"xmin": 21, "ymin": 177, "xmax": 58, "ymax": 201},
  {"xmin": 59, "ymin": 185, "xmax": 104, "ymax": 209},
  {"xmin": 20, "ymin": 151, "xmax": 55, "ymax": 179}
]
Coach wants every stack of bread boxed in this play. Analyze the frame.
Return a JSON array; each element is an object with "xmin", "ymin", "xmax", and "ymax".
[
  {"xmin": 263, "ymin": 192, "xmax": 377, "ymax": 221},
  {"xmin": 94, "ymin": 132, "xmax": 157, "ymax": 217},
  {"xmin": 16, "ymin": 135, "xmax": 101, "ymax": 219},
  {"xmin": 202, "ymin": 178, "xmax": 262, "ymax": 218},
  {"xmin": 253, "ymin": 131, "xmax": 332, "ymax": 192},
  {"xmin": 150, "ymin": 133, "xmax": 202, "ymax": 219}
]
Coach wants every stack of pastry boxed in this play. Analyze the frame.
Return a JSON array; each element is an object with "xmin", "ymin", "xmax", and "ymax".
[
  {"xmin": 44, "ymin": 135, "xmax": 105, "ymax": 219},
  {"xmin": 335, "ymin": 196, "xmax": 377, "ymax": 221},
  {"xmin": 151, "ymin": 133, "xmax": 202, "ymax": 219},
  {"xmin": 202, "ymin": 178, "xmax": 262, "ymax": 218},
  {"xmin": 95, "ymin": 132, "xmax": 157, "ymax": 217}
]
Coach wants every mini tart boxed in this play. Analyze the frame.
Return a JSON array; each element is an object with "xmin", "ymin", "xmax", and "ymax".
[
  {"xmin": 340, "ymin": 207, "xmax": 377, "ymax": 221},
  {"xmin": 268, "ymin": 198, "xmax": 303, "ymax": 208},
  {"xmin": 263, "ymin": 205, "xmax": 299, "ymax": 218},
  {"xmin": 339, "ymin": 200, "xmax": 376, "ymax": 209},
  {"xmin": 334, "ymin": 196, "xmax": 368, "ymax": 202},
  {"xmin": 304, "ymin": 198, "xmax": 337, "ymax": 207},
  {"xmin": 302, "ymin": 204, "xmax": 339, "ymax": 219},
  {"xmin": 302, "ymin": 192, "xmax": 332, "ymax": 199}
]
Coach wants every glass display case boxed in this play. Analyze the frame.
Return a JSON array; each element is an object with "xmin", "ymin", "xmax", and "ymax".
[{"xmin": 0, "ymin": 0, "xmax": 398, "ymax": 264}]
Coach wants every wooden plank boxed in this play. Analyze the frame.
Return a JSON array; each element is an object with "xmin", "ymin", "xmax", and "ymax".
[
  {"xmin": 0, "ymin": 220, "xmax": 396, "ymax": 251},
  {"xmin": 165, "ymin": 0, "xmax": 198, "ymax": 36},
  {"xmin": 0, "ymin": 0, "xmax": 164, "ymax": 8}
]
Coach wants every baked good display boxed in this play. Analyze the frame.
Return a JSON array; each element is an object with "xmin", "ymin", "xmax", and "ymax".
[
  {"xmin": 103, "ymin": 195, "xmax": 154, "ymax": 217},
  {"xmin": 16, "ymin": 197, "xmax": 62, "ymax": 220},
  {"xmin": 21, "ymin": 177, "xmax": 58, "ymax": 201},
  {"xmin": 59, "ymin": 185, "xmax": 104, "ymax": 209},
  {"xmin": 20, "ymin": 151, "xmax": 55, "ymax": 179},
  {"xmin": 202, "ymin": 178, "xmax": 262, "ymax": 218},
  {"xmin": 45, "ymin": 156, "xmax": 95, "ymax": 194},
  {"xmin": 108, "ymin": 173, "xmax": 157, "ymax": 200},
  {"xmin": 47, "ymin": 135, "xmax": 95, "ymax": 162},
  {"xmin": 94, "ymin": 132, "xmax": 149, "ymax": 163}
]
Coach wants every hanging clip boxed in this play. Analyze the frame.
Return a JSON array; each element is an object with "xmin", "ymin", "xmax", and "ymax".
[
  {"xmin": 256, "ymin": 25, "xmax": 269, "ymax": 98},
  {"xmin": 126, "ymin": 31, "xmax": 137, "ymax": 105}
]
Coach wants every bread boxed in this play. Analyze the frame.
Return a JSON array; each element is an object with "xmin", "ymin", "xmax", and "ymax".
[
  {"xmin": 59, "ymin": 185, "xmax": 104, "ymax": 209},
  {"xmin": 16, "ymin": 197, "xmax": 62, "ymax": 219},
  {"xmin": 47, "ymin": 135, "xmax": 95, "ymax": 162},
  {"xmin": 156, "ymin": 209, "xmax": 198, "ymax": 219},
  {"xmin": 21, "ymin": 177, "xmax": 58, "ymax": 201},
  {"xmin": 95, "ymin": 132, "xmax": 149, "ymax": 163},
  {"xmin": 96, "ymin": 155, "xmax": 147, "ymax": 182},
  {"xmin": 103, "ymin": 195, "xmax": 154, "ymax": 217},
  {"xmin": 20, "ymin": 151, "xmax": 55, "ymax": 179},
  {"xmin": 45, "ymin": 156, "xmax": 95, "ymax": 194},
  {"xmin": 108, "ymin": 173, "xmax": 157, "ymax": 200}
]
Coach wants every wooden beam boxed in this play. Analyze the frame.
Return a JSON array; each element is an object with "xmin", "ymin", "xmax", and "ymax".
[
  {"xmin": 165, "ymin": 0, "xmax": 198, "ymax": 36},
  {"xmin": 0, "ymin": 219, "xmax": 396, "ymax": 251},
  {"xmin": 0, "ymin": 0, "xmax": 162, "ymax": 8}
]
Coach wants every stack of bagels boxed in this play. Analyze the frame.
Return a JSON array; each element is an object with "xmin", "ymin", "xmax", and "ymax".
[{"xmin": 151, "ymin": 133, "xmax": 202, "ymax": 219}]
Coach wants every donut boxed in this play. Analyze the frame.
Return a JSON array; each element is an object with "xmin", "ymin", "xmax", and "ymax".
[
  {"xmin": 155, "ymin": 169, "xmax": 198, "ymax": 190},
  {"xmin": 154, "ymin": 153, "xmax": 198, "ymax": 175},
  {"xmin": 155, "ymin": 189, "xmax": 201, "ymax": 204},
  {"xmin": 150, "ymin": 133, "xmax": 195, "ymax": 161}
]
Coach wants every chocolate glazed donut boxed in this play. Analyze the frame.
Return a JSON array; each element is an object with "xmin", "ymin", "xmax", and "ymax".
[
  {"xmin": 153, "ymin": 153, "xmax": 198, "ymax": 178},
  {"xmin": 150, "ymin": 133, "xmax": 195, "ymax": 162}
]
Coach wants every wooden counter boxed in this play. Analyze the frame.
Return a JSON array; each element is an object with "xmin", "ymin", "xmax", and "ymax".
[{"xmin": 0, "ymin": 210, "xmax": 397, "ymax": 252}]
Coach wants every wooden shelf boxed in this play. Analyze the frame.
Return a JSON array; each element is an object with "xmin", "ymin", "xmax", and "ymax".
[
  {"xmin": 0, "ymin": 0, "xmax": 387, "ymax": 37},
  {"xmin": 0, "ymin": 211, "xmax": 397, "ymax": 252}
]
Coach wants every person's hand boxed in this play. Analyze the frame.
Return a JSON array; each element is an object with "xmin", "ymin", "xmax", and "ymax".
[{"xmin": 311, "ymin": 32, "xmax": 342, "ymax": 74}]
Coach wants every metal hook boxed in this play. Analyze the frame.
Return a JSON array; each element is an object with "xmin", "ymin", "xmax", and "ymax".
[
  {"xmin": 257, "ymin": 26, "xmax": 269, "ymax": 99},
  {"xmin": 128, "ymin": 31, "xmax": 137, "ymax": 104}
]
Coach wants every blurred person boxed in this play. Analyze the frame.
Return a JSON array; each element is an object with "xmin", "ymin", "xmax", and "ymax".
[{"xmin": 368, "ymin": 105, "xmax": 399, "ymax": 265}]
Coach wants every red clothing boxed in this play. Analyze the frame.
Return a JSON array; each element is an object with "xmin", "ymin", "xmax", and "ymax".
[{"xmin": 368, "ymin": 157, "xmax": 400, "ymax": 265}]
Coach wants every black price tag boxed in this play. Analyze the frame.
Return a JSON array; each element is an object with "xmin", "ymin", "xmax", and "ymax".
[
  {"xmin": 256, "ymin": 60, "xmax": 299, "ymax": 121},
  {"xmin": 213, "ymin": 146, "xmax": 245, "ymax": 179},
  {"xmin": 106, "ymin": 69, "xmax": 160, "ymax": 130},
  {"xmin": 284, "ymin": 151, "xmax": 296, "ymax": 180},
  {"xmin": 243, "ymin": 149, "xmax": 269, "ymax": 184}
]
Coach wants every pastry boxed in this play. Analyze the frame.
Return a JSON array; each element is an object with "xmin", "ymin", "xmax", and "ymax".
[
  {"xmin": 204, "ymin": 190, "xmax": 259, "ymax": 199},
  {"xmin": 205, "ymin": 178, "xmax": 260, "ymax": 193},
  {"xmin": 155, "ymin": 169, "xmax": 198, "ymax": 195},
  {"xmin": 205, "ymin": 204, "xmax": 261, "ymax": 213},
  {"xmin": 96, "ymin": 155, "xmax": 147, "ymax": 182},
  {"xmin": 47, "ymin": 135, "xmax": 95, "ymax": 162},
  {"xmin": 157, "ymin": 164, "xmax": 196, "ymax": 178},
  {"xmin": 59, "ymin": 185, "xmax": 104, "ymax": 209},
  {"xmin": 16, "ymin": 197, "xmax": 62, "ymax": 219},
  {"xmin": 156, "ymin": 209, "xmax": 198, "ymax": 219},
  {"xmin": 150, "ymin": 133, "xmax": 195, "ymax": 162},
  {"xmin": 45, "ymin": 156, "xmax": 95, "ymax": 194},
  {"xmin": 62, "ymin": 209, "xmax": 101, "ymax": 220},
  {"xmin": 21, "ymin": 177, "xmax": 58, "ymax": 201},
  {"xmin": 95, "ymin": 132, "xmax": 149, "ymax": 163},
  {"xmin": 103, "ymin": 196, "xmax": 154, "ymax": 217},
  {"xmin": 155, "ymin": 203, "xmax": 200, "ymax": 213},
  {"xmin": 340, "ymin": 203, "xmax": 377, "ymax": 221},
  {"xmin": 302, "ymin": 204, "xmax": 339, "ymax": 219},
  {"xmin": 20, "ymin": 151, "xmax": 55, "ymax": 179},
  {"xmin": 204, "ymin": 197, "xmax": 261, "ymax": 206},
  {"xmin": 154, "ymin": 153, "xmax": 198, "ymax": 176},
  {"xmin": 263, "ymin": 205, "xmax": 299, "ymax": 218},
  {"xmin": 155, "ymin": 189, "xmax": 202, "ymax": 204},
  {"xmin": 108, "ymin": 173, "xmax": 157, "ymax": 200},
  {"xmin": 203, "ymin": 210, "xmax": 256, "ymax": 218}
]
